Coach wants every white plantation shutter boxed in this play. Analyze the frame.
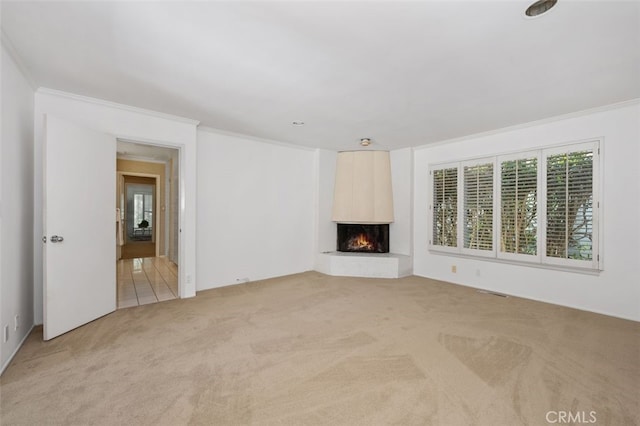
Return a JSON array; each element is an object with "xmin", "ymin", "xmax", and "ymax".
[
  {"xmin": 544, "ymin": 143, "xmax": 597, "ymax": 266},
  {"xmin": 463, "ymin": 161, "xmax": 494, "ymax": 252},
  {"xmin": 429, "ymin": 140, "xmax": 600, "ymax": 271},
  {"xmin": 499, "ymin": 156, "xmax": 538, "ymax": 257},
  {"xmin": 431, "ymin": 166, "xmax": 458, "ymax": 248}
]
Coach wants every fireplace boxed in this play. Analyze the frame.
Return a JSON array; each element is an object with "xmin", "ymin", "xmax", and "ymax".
[{"xmin": 337, "ymin": 224, "xmax": 389, "ymax": 253}]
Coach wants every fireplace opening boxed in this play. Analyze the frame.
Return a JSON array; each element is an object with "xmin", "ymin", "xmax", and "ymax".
[{"xmin": 337, "ymin": 224, "xmax": 389, "ymax": 253}]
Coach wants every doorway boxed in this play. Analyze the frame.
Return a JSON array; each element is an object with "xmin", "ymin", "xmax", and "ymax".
[
  {"xmin": 116, "ymin": 140, "xmax": 180, "ymax": 309},
  {"xmin": 40, "ymin": 113, "xmax": 195, "ymax": 339}
]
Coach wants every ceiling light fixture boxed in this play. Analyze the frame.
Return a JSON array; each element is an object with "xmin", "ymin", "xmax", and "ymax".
[
  {"xmin": 292, "ymin": 121, "xmax": 305, "ymax": 126},
  {"xmin": 360, "ymin": 138, "xmax": 372, "ymax": 147},
  {"xmin": 525, "ymin": 0, "xmax": 557, "ymax": 18}
]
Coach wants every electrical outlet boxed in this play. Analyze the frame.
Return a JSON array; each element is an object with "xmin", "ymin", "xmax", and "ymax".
[
  {"xmin": 14, "ymin": 315, "xmax": 19, "ymax": 331},
  {"xmin": 186, "ymin": 274, "xmax": 192, "ymax": 284},
  {"xmin": 476, "ymin": 269, "xmax": 481, "ymax": 277},
  {"xmin": 3, "ymin": 325, "xmax": 8, "ymax": 343},
  {"xmin": 451, "ymin": 265, "xmax": 457, "ymax": 273}
]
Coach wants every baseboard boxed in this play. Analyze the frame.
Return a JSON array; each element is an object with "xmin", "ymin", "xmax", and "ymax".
[{"xmin": 0, "ymin": 324, "xmax": 35, "ymax": 376}]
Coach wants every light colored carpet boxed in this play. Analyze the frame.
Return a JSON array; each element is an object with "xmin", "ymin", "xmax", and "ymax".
[{"xmin": 1, "ymin": 272, "xmax": 638, "ymax": 425}]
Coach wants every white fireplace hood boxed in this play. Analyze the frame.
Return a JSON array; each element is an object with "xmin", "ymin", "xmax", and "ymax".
[{"xmin": 332, "ymin": 150, "xmax": 394, "ymax": 224}]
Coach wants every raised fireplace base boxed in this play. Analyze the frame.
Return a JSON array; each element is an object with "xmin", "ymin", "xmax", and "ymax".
[{"xmin": 315, "ymin": 252, "xmax": 412, "ymax": 278}]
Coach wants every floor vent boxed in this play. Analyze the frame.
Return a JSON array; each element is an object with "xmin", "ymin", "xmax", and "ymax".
[{"xmin": 477, "ymin": 290, "xmax": 509, "ymax": 298}]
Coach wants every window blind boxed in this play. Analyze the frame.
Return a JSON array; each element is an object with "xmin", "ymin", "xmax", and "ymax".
[
  {"xmin": 463, "ymin": 163, "xmax": 493, "ymax": 250},
  {"xmin": 545, "ymin": 150, "xmax": 594, "ymax": 260},
  {"xmin": 500, "ymin": 157, "xmax": 537, "ymax": 255},
  {"xmin": 432, "ymin": 167, "xmax": 458, "ymax": 247},
  {"xmin": 429, "ymin": 140, "xmax": 599, "ymax": 271}
]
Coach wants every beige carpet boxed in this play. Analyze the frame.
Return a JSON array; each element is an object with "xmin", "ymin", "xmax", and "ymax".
[{"xmin": 1, "ymin": 272, "xmax": 638, "ymax": 425}]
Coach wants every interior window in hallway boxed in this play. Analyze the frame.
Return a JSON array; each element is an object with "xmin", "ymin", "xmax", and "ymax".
[{"xmin": 117, "ymin": 257, "xmax": 178, "ymax": 309}]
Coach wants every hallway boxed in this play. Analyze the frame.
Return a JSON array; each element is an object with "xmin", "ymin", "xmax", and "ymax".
[{"xmin": 117, "ymin": 257, "xmax": 178, "ymax": 309}]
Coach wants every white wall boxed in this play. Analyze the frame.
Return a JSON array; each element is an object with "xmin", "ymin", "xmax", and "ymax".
[
  {"xmin": 314, "ymin": 149, "xmax": 337, "ymax": 260},
  {"xmin": 33, "ymin": 90, "xmax": 199, "ymax": 324},
  {"xmin": 1, "ymin": 43, "xmax": 34, "ymax": 372},
  {"xmin": 196, "ymin": 128, "xmax": 315, "ymax": 289},
  {"xmin": 390, "ymin": 148, "xmax": 413, "ymax": 256},
  {"xmin": 413, "ymin": 102, "xmax": 640, "ymax": 321}
]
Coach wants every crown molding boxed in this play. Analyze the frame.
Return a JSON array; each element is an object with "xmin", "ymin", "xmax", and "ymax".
[
  {"xmin": 1, "ymin": 28, "xmax": 37, "ymax": 90},
  {"xmin": 418, "ymin": 98, "xmax": 640, "ymax": 150},
  {"xmin": 36, "ymin": 87, "xmax": 201, "ymax": 126}
]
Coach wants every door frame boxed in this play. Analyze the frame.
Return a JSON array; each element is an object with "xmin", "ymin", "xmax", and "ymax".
[
  {"xmin": 119, "ymin": 172, "xmax": 162, "ymax": 257},
  {"xmin": 34, "ymin": 90, "xmax": 199, "ymax": 327}
]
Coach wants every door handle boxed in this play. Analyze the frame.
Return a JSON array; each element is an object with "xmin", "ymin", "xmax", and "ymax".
[{"xmin": 50, "ymin": 235, "xmax": 64, "ymax": 243}]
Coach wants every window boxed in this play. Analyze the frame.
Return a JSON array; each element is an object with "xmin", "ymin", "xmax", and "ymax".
[
  {"xmin": 133, "ymin": 192, "xmax": 153, "ymax": 228},
  {"xmin": 543, "ymin": 144, "xmax": 597, "ymax": 268},
  {"xmin": 429, "ymin": 140, "xmax": 600, "ymax": 270},
  {"xmin": 431, "ymin": 166, "xmax": 458, "ymax": 248},
  {"xmin": 463, "ymin": 161, "xmax": 494, "ymax": 253},
  {"xmin": 499, "ymin": 154, "xmax": 538, "ymax": 259}
]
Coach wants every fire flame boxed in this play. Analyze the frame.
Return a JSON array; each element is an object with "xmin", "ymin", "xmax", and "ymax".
[{"xmin": 349, "ymin": 233, "xmax": 374, "ymax": 251}]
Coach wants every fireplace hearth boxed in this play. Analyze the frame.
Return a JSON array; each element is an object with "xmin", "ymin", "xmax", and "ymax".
[{"xmin": 337, "ymin": 224, "xmax": 389, "ymax": 253}]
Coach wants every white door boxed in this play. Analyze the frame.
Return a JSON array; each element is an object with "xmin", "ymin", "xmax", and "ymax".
[{"xmin": 43, "ymin": 115, "xmax": 116, "ymax": 340}]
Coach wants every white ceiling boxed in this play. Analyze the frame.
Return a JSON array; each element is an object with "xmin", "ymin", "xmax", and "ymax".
[{"xmin": 2, "ymin": 1, "xmax": 639, "ymax": 151}]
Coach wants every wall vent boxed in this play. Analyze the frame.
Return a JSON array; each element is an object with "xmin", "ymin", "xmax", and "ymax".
[{"xmin": 477, "ymin": 289, "xmax": 509, "ymax": 298}]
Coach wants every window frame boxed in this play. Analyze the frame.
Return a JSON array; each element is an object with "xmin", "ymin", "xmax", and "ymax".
[
  {"xmin": 460, "ymin": 157, "xmax": 497, "ymax": 258},
  {"xmin": 540, "ymin": 141, "xmax": 600, "ymax": 270},
  {"xmin": 428, "ymin": 162, "xmax": 461, "ymax": 255},
  {"xmin": 428, "ymin": 139, "xmax": 602, "ymax": 272},
  {"xmin": 496, "ymin": 150, "xmax": 542, "ymax": 263}
]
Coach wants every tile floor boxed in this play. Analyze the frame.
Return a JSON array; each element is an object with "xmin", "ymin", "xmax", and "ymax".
[{"xmin": 117, "ymin": 257, "xmax": 178, "ymax": 309}]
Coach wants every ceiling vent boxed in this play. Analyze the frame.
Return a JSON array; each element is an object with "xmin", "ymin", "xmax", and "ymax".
[{"xmin": 525, "ymin": 0, "xmax": 557, "ymax": 17}]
